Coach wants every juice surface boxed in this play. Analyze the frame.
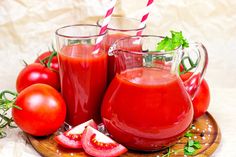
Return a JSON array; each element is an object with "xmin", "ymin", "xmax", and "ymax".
[
  {"xmin": 101, "ymin": 67, "xmax": 193, "ymax": 151},
  {"xmin": 59, "ymin": 44, "xmax": 107, "ymax": 126}
]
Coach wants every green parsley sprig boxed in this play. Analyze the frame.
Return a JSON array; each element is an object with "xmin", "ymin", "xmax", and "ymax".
[
  {"xmin": 155, "ymin": 31, "xmax": 198, "ymax": 75},
  {"xmin": 161, "ymin": 125, "xmax": 202, "ymax": 157},
  {"xmin": 184, "ymin": 131, "xmax": 193, "ymax": 138},
  {"xmin": 184, "ymin": 140, "xmax": 201, "ymax": 155},
  {"xmin": 183, "ymin": 127, "xmax": 202, "ymax": 156},
  {"xmin": 156, "ymin": 31, "xmax": 189, "ymax": 51}
]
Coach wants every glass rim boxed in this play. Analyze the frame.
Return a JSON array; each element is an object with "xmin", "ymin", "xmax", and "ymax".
[
  {"xmin": 111, "ymin": 35, "xmax": 182, "ymax": 55},
  {"xmin": 97, "ymin": 16, "xmax": 146, "ymax": 32},
  {"xmin": 55, "ymin": 24, "xmax": 106, "ymax": 39}
]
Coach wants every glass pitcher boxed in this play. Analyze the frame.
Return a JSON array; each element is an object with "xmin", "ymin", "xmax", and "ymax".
[{"xmin": 101, "ymin": 35, "xmax": 208, "ymax": 151}]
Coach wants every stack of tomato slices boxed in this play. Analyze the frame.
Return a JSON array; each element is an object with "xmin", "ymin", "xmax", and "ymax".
[{"xmin": 54, "ymin": 119, "xmax": 128, "ymax": 157}]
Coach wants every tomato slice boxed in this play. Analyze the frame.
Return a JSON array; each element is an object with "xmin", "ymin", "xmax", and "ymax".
[
  {"xmin": 54, "ymin": 119, "xmax": 97, "ymax": 149},
  {"xmin": 82, "ymin": 126, "xmax": 128, "ymax": 157}
]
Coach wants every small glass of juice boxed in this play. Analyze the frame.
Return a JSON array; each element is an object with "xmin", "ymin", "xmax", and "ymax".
[
  {"xmin": 97, "ymin": 16, "xmax": 146, "ymax": 84},
  {"xmin": 56, "ymin": 24, "xmax": 107, "ymax": 126}
]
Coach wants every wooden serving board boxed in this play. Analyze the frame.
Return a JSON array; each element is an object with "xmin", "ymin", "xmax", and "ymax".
[{"xmin": 26, "ymin": 112, "xmax": 221, "ymax": 157}]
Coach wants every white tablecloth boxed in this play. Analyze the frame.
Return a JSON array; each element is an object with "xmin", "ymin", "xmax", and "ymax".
[{"xmin": 0, "ymin": 0, "xmax": 235, "ymax": 156}]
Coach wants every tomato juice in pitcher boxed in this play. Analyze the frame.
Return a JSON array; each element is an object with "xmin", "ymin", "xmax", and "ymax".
[{"xmin": 101, "ymin": 35, "xmax": 208, "ymax": 151}]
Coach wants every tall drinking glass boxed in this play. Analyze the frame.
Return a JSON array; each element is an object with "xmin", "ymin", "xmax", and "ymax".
[
  {"xmin": 56, "ymin": 24, "xmax": 107, "ymax": 126},
  {"xmin": 97, "ymin": 16, "xmax": 146, "ymax": 83}
]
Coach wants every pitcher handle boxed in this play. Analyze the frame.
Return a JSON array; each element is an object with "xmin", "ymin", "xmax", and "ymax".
[{"xmin": 183, "ymin": 42, "xmax": 208, "ymax": 99}]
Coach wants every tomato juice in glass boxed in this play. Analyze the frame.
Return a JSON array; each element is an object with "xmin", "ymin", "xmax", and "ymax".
[
  {"xmin": 56, "ymin": 25, "xmax": 107, "ymax": 126},
  {"xmin": 97, "ymin": 17, "xmax": 145, "ymax": 83},
  {"xmin": 101, "ymin": 36, "xmax": 208, "ymax": 151}
]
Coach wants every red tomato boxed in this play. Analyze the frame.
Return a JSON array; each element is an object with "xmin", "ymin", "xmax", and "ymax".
[
  {"xmin": 81, "ymin": 126, "xmax": 128, "ymax": 157},
  {"xmin": 35, "ymin": 51, "xmax": 59, "ymax": 71},
  {"xmin": 54, "ymin": 119, "xmax": 98, "ymax": 149},
  {"xmin": 192, "ymin": 79, "xmax": 210, "ymax": 119},
  {"xmin": 16, "ymin": 63, "xmax": 60, "ymax": 92},
  {"xmin": 12, "ymin": 84, "xmax": 66, "ymax": 136},
  {"xmin": 180, "ymin": 72, "xmax": 210, "ymax": 119}
]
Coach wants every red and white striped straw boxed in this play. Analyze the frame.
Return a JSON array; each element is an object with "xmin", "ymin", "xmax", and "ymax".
[
  {"xmin": 93, "ymin": 0, "xmax": 117, "ymax": 54},
  {"xmin": 136, "ymin": 0, "xmax": 154, "ymax": 36}
]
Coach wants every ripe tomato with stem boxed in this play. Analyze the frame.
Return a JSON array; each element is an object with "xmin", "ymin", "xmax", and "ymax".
[
  {"xmin": 34, "ymin": 49, "xmax": 59, "ymax": 72},
  {"xmin": 16, "ymin": 63, "xmax": 60, "ymax": 92}
]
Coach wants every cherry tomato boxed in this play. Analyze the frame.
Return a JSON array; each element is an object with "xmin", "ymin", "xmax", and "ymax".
[
  {"xmin": 12, "ymin": 84, "xmax": 66, "ymax": 136},
  {"xmin": 54, "ymin": 119, "xmax": 98, "ymax": 149},
  {"xmin": 35, "ymin": 51, "xmax": 59, "ymax": 71},
  {"xmin": 81, "ymin": 126, "xmax": 128, "ymax": 157},
  {"xmin": 180, "ymin": 72, "xmax": 210, "ymax": 119},
  {"xmin": 16, "ymin": 63, "xmax": 60, "ymax": 92}
]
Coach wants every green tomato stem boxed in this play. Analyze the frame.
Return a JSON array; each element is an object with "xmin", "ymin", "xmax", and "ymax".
[
  {"xmin": 179, "ymin": 56, "xmax": 198, "ymax": 75},
  {"xmin": 46, "ymin": 49, "xmax": 57, "ymax": 69},
  {"xmin": 0, "ymin": 90, "xmax": 20, "ymax": 138}
]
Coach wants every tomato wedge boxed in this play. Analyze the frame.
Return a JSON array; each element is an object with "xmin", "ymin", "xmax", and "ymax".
[
  {"xmin": 82, "ymin": 126, "xmax": 128, "ymax": 157},
  {"xmin": 54, "ymin": 119, "xmax": 97, "ymax": 149}
]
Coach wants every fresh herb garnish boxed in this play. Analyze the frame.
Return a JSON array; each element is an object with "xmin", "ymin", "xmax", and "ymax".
[
  {"xmin": 0, "ymin": 91, "xmax": 21, "ymax": 138},
  {"xmin": 161, "ymin": 125, "xmax": 202, "ymax": 157},
  {"xmin": 184, "ymin": 140, "xmax": 202, "ymax": 155},
  {"xmin": 184, "ymin": 131, "xmax": 193, "ymax": 138},
  {"xmin": 156, "ymin": 31, "xmax": 189, "ymax": 51},
  {"xmin": 161, "ymin": 139, "xmax": 202, "ymax": 156},
  {"xmin": 155, "ymin": 31, "xmax": 199, "ymax": 75}
]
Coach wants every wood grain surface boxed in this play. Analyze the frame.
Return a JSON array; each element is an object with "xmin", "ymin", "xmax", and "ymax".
[{"xmin": 26, "ymin": 112, "xmax": 221, "ymax": 157}]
